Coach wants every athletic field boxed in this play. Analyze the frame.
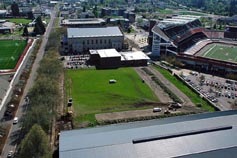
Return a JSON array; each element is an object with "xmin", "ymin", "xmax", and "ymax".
[
  {"xmin": 65, "ymin": 68, "xmax": 158, "ymax": 126},
  {"xmin": 200, "ymin": 43, "xmax": 237, "ymax": 63},
  {"xmin": 0, "ymin": 40, "xmax": 27, "ymax": 69}
]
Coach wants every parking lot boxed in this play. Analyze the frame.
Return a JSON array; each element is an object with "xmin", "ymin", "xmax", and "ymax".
[
  {"xmin": 183, "ymin": 71, "xmax": 237, "ymax": 110},
  {"xmin": 63, "ymin": 55, "xmax": 90, "ymax": 69}
]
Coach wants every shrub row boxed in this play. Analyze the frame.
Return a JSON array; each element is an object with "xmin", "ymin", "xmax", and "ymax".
[
  {"xmin": 141, "ymin": 67, "xmax": 182, "ymax": 103},
  {"xmin": 151, "ymin": 76, "xmax": 183, "ymax": 103},
  {"xmin": 98, "ymin": 112, "xmax": 197, "ymax": 125}
]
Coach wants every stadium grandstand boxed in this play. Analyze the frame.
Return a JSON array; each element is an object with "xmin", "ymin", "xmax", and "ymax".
[
  {"xmin": 151, "ymin": 15, "xmax": 237, "ymax": 75},
  {"xmin": 152, "ymin": 15, "xmax": 206, "ymax": 56}
]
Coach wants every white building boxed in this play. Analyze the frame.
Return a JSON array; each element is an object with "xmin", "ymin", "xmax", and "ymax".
[{"xmin": 66, "ymin": 26, "xmax": 124, "ymax": 53}]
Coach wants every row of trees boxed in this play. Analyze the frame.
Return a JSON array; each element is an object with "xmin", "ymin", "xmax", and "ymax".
[
  {"xmin": 172, "ymin": 0, "xmax": 237, "ymax": 16},
  {"xmin": 19, "ymin": 50, "xmax": 62, "ymax": 158},
  {"xmin": 19, "ymin": 22, "xmax": 63, "ymax": 158}
]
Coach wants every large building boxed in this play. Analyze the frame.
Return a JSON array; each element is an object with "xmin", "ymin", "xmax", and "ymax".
[
  {"xmin": 65, "ymin": 26, "xmax": 124, "ymax": 53},
  {"xmin": 89, "ymin": 49, "xmax": 150, "ymax": 69},
  {"xmin": 151, "ymin": 15, "xmax": 204, "ymax": 57},
  {"xmin": 151, "ymin": 15, "xmax": 237, "ymax": 74},
  {"xmin": 60, "ymin": 110, "xmax": 237, "ymax": 158}
]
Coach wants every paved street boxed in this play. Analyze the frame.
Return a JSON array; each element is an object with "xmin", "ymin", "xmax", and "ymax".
[{"xmin": 1, "ymin": 8, "xmax": 57, "ymax": 158}]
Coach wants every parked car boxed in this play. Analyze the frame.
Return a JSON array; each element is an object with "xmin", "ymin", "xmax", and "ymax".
[
  {"xmin": 13, "ymin": 117, "xmax": 18, "ymax": 124},
  {"xmin": 7, "ymin": 150, "xmax": 14, "ymax": 158},
  {"xmin": 153, "ymin": 107, "xmax": 162, "ymax": 112}
]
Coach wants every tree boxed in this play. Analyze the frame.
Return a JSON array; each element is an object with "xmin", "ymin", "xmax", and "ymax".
[
  {"xmin": 229, "ymin": 0, "xmax": 237, "ymax": 16},
  {"xmin": 34, "ymin": 16, "xmax": 46, "ymax": 35},
  {"xmin": 19, "ymin": 124, "xmax": 51, "ymax": 158},
  {"xmin": 27, "ymin": 11, "xmax": 34, "ymax": 20},
  {"xmin": 11, "ymin": 2, "xmax": 20, "ymax": 16},
  {"xmin": 22, "ymin": 25, "xmax": 29, "ymax": 36},
  {"xmin": 93, "ymin": 5, "xmax": 98, "ymax": 17}
]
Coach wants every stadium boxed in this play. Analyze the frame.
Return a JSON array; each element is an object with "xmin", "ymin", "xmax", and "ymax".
[{"xmin": 151, "ymin": 15, "xmax": 237, "ymax": 75}]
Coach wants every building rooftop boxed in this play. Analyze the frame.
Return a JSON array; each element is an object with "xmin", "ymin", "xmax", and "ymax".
[
  {"xmin": 121, "ymin": 51, "xmax": 150, "ymax": 61},
  {"xmin": 67, "ymin": 26, "xmax": 123, "ymax": 38},
  {"xmin": 59, "ymin": 110, "xmax": 237, "ymax": 158},
  {"xmin": 157, "ymin": 15, "xmax": 200, "ymax": 29},
  {"xmin": 62, "ymin": 18, "xmax": 105, "ymax": 25},
  {"xmin": 89, "ymin": 49, "xmax": 121, "ymax": 58}
]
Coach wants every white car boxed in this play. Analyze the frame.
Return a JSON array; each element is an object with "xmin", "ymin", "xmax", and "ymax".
[
  {"xmin": 153, "ymin": 107, "xmax": 162, "ymax": 112},
  {"xmin": 13, "ymin": 117, "xmax": 18, "ymax": 124},
  {"xmin": 7, "ymin": 150, "xmax": 14, "ymax": 158}
]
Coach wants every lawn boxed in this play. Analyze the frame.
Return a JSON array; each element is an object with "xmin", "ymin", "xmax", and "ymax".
[
  {"xmin": 0, "ymin": 40, "xmax": 27, "ymax": 69},
  {"xmin": 153, "ymin": 65, "xmax": 216, "ymax": 112},
  {"xmin": 4, "ymin": 18, "xmax": 32, "ymax": 24},
  {"xmin": 65, "ymin": 68, "xmax": 158, "ymax": 126},
  {"xmin": 201, "ymin": 44, "xmax": 237, "ymax": 63}
]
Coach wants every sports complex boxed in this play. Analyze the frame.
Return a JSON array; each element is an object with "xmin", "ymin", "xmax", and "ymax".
[
  {"xmin": 0, "ymin": 39, "xmax": 31, "ymax": 73},
  {"xmin": 152, "ymin": 15, "xmax": 237, "ymax": 75}
]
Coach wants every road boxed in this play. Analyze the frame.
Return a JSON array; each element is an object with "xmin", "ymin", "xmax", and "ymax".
[{"xmin": 1, "ymin": 8, "xmax": 57, "ymax": 158}]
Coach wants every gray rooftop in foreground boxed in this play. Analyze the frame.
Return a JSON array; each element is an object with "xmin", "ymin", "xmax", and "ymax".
[
  {"xmin": 67, "ymin": 26, "xmax": 123, "ymax": 38},
  {"xmin": 60, "ymin": 110, "xmax": 237, "ymax": 158}
]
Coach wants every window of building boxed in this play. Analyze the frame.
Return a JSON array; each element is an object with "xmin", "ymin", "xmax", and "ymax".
[
  {"xmin": 100, "ymin": 39, "xmax": 102, "ymax": 44},
  {"xmin": 104, "ymin": 39, "xmax": 106, "ymax": 44},
  {"xmin": 87, "ymin": 40, "xmax": 89, "ymax": 44},
  {"xmin": 92, "ymin": 40, "xmax": 94, "ymax": 44},
  {"xmin": 96, "ymin": 39, "xmax": 98, "ymax": 44}
]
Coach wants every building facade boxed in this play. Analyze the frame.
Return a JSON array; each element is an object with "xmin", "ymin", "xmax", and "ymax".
[{"xmin": 66, "ymin": 27, "xmax": 124, "ymax": 53}]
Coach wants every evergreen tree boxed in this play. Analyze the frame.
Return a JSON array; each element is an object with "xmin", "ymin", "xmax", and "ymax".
[
  {"xmin": 27, "ymin": 11, "xmax": 34, "ymax": 20},
  {"xmin": 22, "ymin": 25, "xmax": 29, "ymax": 36},
  {"xmin": 34, "ymin": 16, "xmax": 46, "ymax": 35},
  {"xmin": 11, "ymin": 2, "xmax": 20, "ymax": 16},
  {"xmin": 19, "ymin": 124, "xmax": 51, "ymax": 158},
  {"xmin": 93, "ymin": 5, "xmax": 98, "ymax": 17},
  {"xmin": 229, "ymin": 0, "xmax": 237, "ymax": 16}
]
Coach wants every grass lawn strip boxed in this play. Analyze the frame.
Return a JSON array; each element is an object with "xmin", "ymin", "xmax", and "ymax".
[
  {"xmin": 153, "ymin": 65, "xmax": 216, "ymax": 112},
  {"xmin": 4, "ymin": 18, "xmax": 32, "ymax": 24}
]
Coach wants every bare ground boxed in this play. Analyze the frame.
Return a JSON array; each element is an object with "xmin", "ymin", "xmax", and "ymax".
[{"xmin": 95, "ymin": 105, "xmax": 203, "ymax": 122}]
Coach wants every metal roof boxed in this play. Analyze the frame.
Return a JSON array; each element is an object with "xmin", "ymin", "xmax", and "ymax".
[
  {"xmin": 62, "ymin": 18, "xmax": 105, "ymax": 25},
  {"xmin": 67, "ymin": 26, "xmax": 123, "ymax": 38},
  {"xmin": 121, "ymin": 51, "xmax": 150, "ymax": 61},
  {"xmin": 60, "ymin": 111, "xmax": 237, "ymax": 158},
  {"xmin": 89, "ymin": 49, "xmax": 121, "ymax": 58},
  {"xmin": 157, "ymin": 15, "xmax": 200, "ymax": 29}
]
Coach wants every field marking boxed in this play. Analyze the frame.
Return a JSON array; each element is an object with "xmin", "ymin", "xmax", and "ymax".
[{"xmin": 203, "ymin": 44, "xmax": 216, "ymax": 57}]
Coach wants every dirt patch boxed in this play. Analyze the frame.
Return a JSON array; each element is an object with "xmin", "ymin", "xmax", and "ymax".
[{"xmin": 95, "ymin": 105, "xmax": 202, "ymax": 122}]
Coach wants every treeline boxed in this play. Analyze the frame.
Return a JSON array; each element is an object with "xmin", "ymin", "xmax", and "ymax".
[
  {"xmin": 172, "ymin": 0, "xmax": 237, "ymax": 16},
  {"xmin": 18, "ymin": 24, "xmax": 63, "ymax": 157}
]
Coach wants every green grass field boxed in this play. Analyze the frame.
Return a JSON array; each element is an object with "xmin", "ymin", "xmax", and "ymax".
[
  {"xmin": 202, "ymin": 44, "xmax": 237, "ymax": 63},
  {"xmin": 0, "ymin": 40, "xmax": 27, "ymax": 69},
  {"xmin": 5, "ymin": 18, "xmax": 32, "ymax": 24},
  {"xmin": 65, "ymin": 68, "xmax": 158, "ymax": 126}
]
